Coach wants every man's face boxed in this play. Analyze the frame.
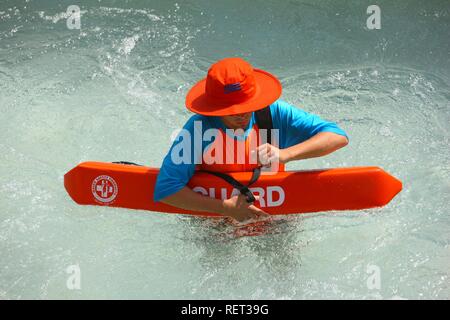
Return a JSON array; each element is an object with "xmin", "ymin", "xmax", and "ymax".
[{"xmin": 221, "ymin": 112, "xmax": 252, "ymax": 130}]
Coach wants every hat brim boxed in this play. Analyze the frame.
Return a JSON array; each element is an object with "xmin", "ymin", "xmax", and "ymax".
[{"xmin": 185, "ymin": 69, "xmax": 282, "ymax": 116}]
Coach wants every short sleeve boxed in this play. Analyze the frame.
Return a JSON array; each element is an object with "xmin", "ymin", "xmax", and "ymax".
[
  {"xmin": 153, "ymin": 115, "xmax": 204, "ymax": 202},
  {"xmin": 270, "ymin": 100, "xmax": 348, "ymax": 149}
]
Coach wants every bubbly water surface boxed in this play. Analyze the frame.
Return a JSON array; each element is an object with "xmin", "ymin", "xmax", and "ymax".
[{"xmin": 0, "ymin": 0, "xmax": 449, "ymax": 299}]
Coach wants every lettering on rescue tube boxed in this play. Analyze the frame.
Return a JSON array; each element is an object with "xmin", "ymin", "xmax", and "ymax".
[{"xmin": 192, "ymin": 186, "xmax": 285, "ymax": 207}]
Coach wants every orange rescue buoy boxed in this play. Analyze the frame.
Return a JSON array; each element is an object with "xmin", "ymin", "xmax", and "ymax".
[{"xmin": 64, "ymin": 162, "xmax": 402, "ymax": 216}]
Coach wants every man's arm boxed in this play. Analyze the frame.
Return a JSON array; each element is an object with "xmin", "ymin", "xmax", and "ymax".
[
  {"xmin": 259, "ymin": 100, "xmax": 349, "ymax": 164},
  {"xmin": 160, "ymin": 187, "xmax": 268, "ymax": 222},
  {"xmin": 282, "ymin": 131, "xmax": 348, "ymax": 163},
  {"xmin": 257, "ymin": 131, "xmax": 348, "ymax": 165},
  {"xmin": 161, "ymin": 187, "xmax": 225, "ymax": 213}
]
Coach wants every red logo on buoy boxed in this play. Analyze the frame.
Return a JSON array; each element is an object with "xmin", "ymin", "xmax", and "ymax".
[{"xmin": 91, "ymin": 175, "xmax": 118, "ymax": 204}]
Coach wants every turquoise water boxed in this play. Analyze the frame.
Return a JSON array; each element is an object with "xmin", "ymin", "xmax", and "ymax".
[{"xmin": 0, "ymin": 0, "xmax": 449, "ymax": 299}]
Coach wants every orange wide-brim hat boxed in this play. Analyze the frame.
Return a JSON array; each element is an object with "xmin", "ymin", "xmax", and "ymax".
[{"xmin": 185, "ymin": 57, "xmax": 282, "ymax": 116}]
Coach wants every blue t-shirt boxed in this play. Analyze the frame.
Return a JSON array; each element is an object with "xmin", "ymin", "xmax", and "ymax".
[{"xmin": 153, "ymin": 99, "xmax": 348, "ymax": 202}]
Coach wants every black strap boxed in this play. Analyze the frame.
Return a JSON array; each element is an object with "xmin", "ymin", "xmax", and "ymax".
[
  {"xmin": 255, "ymin": 106, "xmax": 273, "ymax": 145},
  {"xmin": 201, "ymin": 167, "xmax": 261, "ymax": 203},
  {"xmin": 112, "ymin": 161, "xmax": 143, "ymax": 166}
]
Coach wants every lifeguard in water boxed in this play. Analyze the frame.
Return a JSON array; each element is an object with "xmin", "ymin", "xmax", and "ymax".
[{"xmin": 154, "ymin": 57, "xmax": 349, "ymax": 221}]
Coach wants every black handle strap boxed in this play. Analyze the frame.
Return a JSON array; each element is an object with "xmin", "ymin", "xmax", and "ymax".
[
  {"xmin": 112, "ymin": 161, "xmax": 143, "ymax": 166},
  {"xmin": 201, "ymin": 167, "xmax": 261, "ymax": 203},
  {"xmin": 255, "ymin": 106, "xmax": 273, "ymax": 145}
]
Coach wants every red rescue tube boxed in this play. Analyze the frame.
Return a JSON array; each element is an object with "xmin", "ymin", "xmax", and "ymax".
[{"xmin": 64, "ymin": 162, "xmax": 402, "ymax": 216}]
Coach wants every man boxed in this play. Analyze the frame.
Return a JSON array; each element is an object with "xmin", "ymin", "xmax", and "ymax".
[{"xmin": 154, "ymin": 57, "xmax": 348, "ymax": 222}]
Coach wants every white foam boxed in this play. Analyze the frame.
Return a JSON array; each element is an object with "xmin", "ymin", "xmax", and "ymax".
[{"xmin": 117, "ymin": 35, "xmax": 140, "ymax": 55}]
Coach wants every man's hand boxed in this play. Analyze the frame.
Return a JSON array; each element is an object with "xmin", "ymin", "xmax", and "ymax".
[
  {"xmin": 161, "ymin": 187, "xmax": 270, "ymax": 222},
  {"xmin": 221, "ymin": 194, "xmax": 270, "ymax": 222},
  {"xmin": 256, "ymin": 143, "xmax": 290, "ymax": 166}
]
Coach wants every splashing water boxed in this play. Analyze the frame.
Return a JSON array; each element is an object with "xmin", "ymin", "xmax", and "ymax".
[{"xmin": 0, "ymin": 0, "xmax": 449, "ymax": 299}]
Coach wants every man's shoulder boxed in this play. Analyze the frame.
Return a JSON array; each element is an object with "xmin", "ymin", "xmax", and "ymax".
[
  {"xmin": 270, "ymin": 99, "xmax": 305, "ymax": 117},
  {"xmin": 270, "ymin": 99, "xmax": 290, "ymax": 108},
  {"xmin": 270, "ymin": 99, "xmax": 300, "ymax": 113}
]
